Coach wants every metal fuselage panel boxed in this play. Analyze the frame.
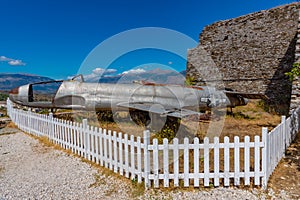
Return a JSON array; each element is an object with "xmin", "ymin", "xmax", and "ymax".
[
  {"xmin": 9, "ymin": 80, "xmax": 230, "ymax": 112},
  {"xmin": 55, "ymin": 82, "xmax": 220, "ymax": 111}
]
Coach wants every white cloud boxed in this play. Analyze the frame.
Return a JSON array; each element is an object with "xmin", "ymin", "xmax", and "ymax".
[
  {"xmin": 0, "ymin": 56, "xmax": 12, "ymax": 62},
  {"xmin": 8, "ymin": 59, "xmax": 26, "ymax": 66},
  {"xmin": 122, "ymin": 68, "xmax": 146, "ymax": 75},
  {"xmin": 0, "ymin": 55, "xmax": 26, "ymax": 66},
  {"xmin": 106, "ymin": 69, "xmax": 117, "ymax": 74},
  {"xmin": 92, "ymin": 68, "xmax": 105, "ymax": 75},
  {"xmin": 82, "ymin": 67, "xmax": 118, "ymax": 82},
  {"xmin": 92, "ymin": 67, "xmax": 117, "ymax": 75}
]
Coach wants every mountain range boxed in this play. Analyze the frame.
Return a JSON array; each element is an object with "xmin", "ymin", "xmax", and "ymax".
[
  {"xmin": 95, "ymin": 69, "xmax": 186, "ymax": 84},
  {"xmin": 0, "ymin": 73, "xmax": 54, "ymax": 91},
  {"xmin": 0, "ymin": 69, "xmax": 187, "ymax": 93}
]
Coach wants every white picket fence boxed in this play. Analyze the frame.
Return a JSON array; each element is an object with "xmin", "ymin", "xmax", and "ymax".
[{"xmin": 6, "ymin": 99, "xmax": 300, "ymax": 189}]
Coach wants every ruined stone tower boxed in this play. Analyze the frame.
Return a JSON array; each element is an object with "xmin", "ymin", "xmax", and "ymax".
[{"xmin": 186, "ymin": 3, "xmax": 300, "ymax": 114}]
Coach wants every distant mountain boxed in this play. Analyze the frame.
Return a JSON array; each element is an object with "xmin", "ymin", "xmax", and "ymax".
[
  {"xmin": 0, "ymin": 69, "xmax": 187, "ymax": 93},
  {"xmin": 94, "ymin": 69, "xmax": 187, "ymax": 85},
  {"xmin": 0, "ymin": 73, "xmax": 54, "ymax": 91}
]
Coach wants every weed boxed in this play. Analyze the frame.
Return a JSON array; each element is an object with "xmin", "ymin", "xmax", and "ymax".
[
  {"xmin": 185, "ymin": 76, "xmax": 196, "ymax": 86},
  {"xmin": 155, "ymin": 117, "xmax": 181, "ymax": 143},
  {"xmin": 96, "ymin": 111, "xmax": 115, "ymax": 122},
  {"xmin": 89, "ymin": 173, "xmax": 106, "ymax": 188},
  {"xmin": 38, "ymin": 109, "xmax": 50, "ymax": 115},
  {"xmin": 105, "ymin": 186, "xmax": 118, "ymax": 196},
  {"xmin": 257, "ymin": 100, "xmax": 274, "ymax": 113},
  {"xmin": 6, "ymin": 122, "xmax": 18, "ymax": 128},
  {"xmin": 131, "ymin": 178, "xmax": 145, "ymax": 198},
  {"xmin": 285, "ymin": 62, "xmax": 300, "ymax": 81},
  {"xmin": 230, "ymin": 111, "xmax": 255, "ymax": 120}
]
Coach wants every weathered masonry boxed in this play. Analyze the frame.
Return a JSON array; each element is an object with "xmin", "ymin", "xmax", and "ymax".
[{"xmin": 186, "ymin": 3, "xmax": 300, "ymax": 114}]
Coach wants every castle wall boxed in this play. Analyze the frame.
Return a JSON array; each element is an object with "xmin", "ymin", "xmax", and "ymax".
[{"xmin": 187, "ymin": 3, "xmax": 300, "ymax": 114}]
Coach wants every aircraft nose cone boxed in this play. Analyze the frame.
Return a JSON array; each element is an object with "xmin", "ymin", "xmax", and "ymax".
[
  {"xmin": 9, "ymin": 87, "xmax": 19, "ymax": 95},
  {"xmin": 9, "ymin": 86, "xmax": 19, "ymax": 102}
]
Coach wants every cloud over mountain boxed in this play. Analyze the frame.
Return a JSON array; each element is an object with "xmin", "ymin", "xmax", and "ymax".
[
  {"xmin": 81, "ymin": 67, "xmax": 186, "ymax": 85},
  {"xmin": 0, "ymin": 56, "xmax": 26, "ymax": 66}
]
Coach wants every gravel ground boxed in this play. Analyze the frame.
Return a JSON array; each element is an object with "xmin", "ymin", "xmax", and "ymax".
[{"xmin": 0, "ymin": 127, "xmax": 284, "ymax": 200}]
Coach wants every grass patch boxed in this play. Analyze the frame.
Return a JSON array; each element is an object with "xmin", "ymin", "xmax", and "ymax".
[
  {"xmin": 6, "ymin": 122, "xmax": 18, "ymax": 129},
  {"xmin": 9, "ymin": 99, "xmax": 283, "ymax": 193},
  {"xmin": 229, "ymin": 111, "xmax": 255, "ymax": 120},
  {"xmin": 89, "ymin": 173, "xmax": 106, "ymax": 188},
  {"xmin": 131, "ymin": 178, "xmax": 145, "ymax": 198}
]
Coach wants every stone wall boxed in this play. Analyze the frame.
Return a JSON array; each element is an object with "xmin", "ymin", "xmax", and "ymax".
[
  {"xmin": 186, "ymin": 3, "xmax": 300, "ymax": 114},
  {"xmin": 290, "ymin": 10, "xmax": 300, "ymax": 111}
]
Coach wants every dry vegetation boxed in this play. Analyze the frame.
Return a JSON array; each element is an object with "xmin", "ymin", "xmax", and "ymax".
[
  {"xmin": 222, "ymin": 100, "xmax": 281, "ymax": 138},
  {"xmin": 267, "ymin": 133, "xmax": 300, "ymax": 199},
  {"xmin": 4, "ymin": 99, "xmax": 299, "ymax": 198},
  {"xmin": 53, "ymin": 100, "xmax": 284, "ymax": 188},
  {"xmin": 54, "ymin": 100, "xmax": 281, "ymax": 142}
]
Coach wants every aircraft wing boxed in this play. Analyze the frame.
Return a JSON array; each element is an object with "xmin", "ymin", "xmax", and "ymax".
[
  {"xmin": 224, "ymin": 91, "xmax": 268, "ymax": 100},
  {"xmin": 117, "ymin": 102, "xmax": 202, "ymax": 118}
]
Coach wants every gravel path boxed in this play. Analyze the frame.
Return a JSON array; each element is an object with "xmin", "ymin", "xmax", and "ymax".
[{"xmin": 0, "ymin": 127, "xmax": 277, "ymax": 199}]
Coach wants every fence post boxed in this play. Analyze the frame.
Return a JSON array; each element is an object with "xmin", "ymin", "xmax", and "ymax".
[
  {"xmin": 27, "ymin": 110, "xmax": 31, "ymax": 134},
  {"xmin": 262, "ymin": 127, "xmax": 268, "ymax": 190},
  {"xmin": 281, "ymin": 116, "xmax": 286, "ymax": 156},
  {"xmin": 49, "ymin": 113, "xmax": 54, "ymax": 141},
  {"xmin": 82, "ymin": 119, "xmax": 88, "ymax": 159},
  {"xmin": 143, "ymin": 130, "xmax": 150, "ymax": 188},
  {"xmin": 6, "ymin": 98, "xmax": 10, "ymax": 117}
]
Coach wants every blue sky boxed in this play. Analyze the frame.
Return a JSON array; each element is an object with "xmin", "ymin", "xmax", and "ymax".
[{"xmin": 0, "ymin": 0, "xmax": 296, "ymax": 80}]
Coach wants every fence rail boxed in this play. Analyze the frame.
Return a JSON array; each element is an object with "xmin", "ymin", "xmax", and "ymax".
[{"xmin": 6, "ymin": 99, "xmax": 300, "ymax": 189}]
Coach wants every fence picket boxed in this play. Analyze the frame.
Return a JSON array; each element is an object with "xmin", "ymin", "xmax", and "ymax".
[
  {"xmin": 214, "ymin": 137, "xmax": 220, "ymax": 187},
  {"xmin": 262, "ymin": 127, "xmax": 268, "ymax": 189},
  {"xmin": 153, "ymin": 138, "xmax": 159, "ymax": 188},
  {"xmin": 6, "ymin": 98, "xmax": 299, "ymax": 189},
  {"xmin": 194, "ymin": 137, "xmax": 200, "ymax": 187},
  {"xmin": 98, "ymin": 128, "xmax": 103, "ymax": 166},
  {"xmin": 173, "ymin": 138, "xmax": 179, "ymax": 187},
  {"xmin": 103, "ymin": 129, "xmax": 108, "ymax": 168},
  {"xmin": 163, "ymin": 138, "xmax": 169, "ymax": 187},
  {"xmin": 224, "ymin": 136, "xmax": 230, "ymax": 186},
  {"xmin": 108, "ymin": 130, "xmax": 113, "ymax": 170},
  {"xmin": 62, "ymin": 120, "xmax": 66, "ymax": 149},
  {"xmin": 234, "ymin": 136, "xmax": 240, "ymax": 186},
  {"xmin": 137, "ymin": 136, "xmax": 142, "ymax": 183},
  {"xmin": 130, "ymin": 135, "xmax": 135, "ymax": 180},
  {"xmin": 95, "ymin": 127, "xmax": 99, "ymax": 164},
  {"xmin": 254, "ymin": 135, "xmax": 260, "ymax": 185},
  {"xmin": 91, "ymin": 126, "xmax": 95, "ymax": 162},
  {"xmin": 143, "ymin": 130, "xmax": 150, "ymax": 188},
  {"xmin": 67, "ymin": 121, "xmax": 71, "ymax": 150},
  {"xmin": 113, "ymin": 131, "xmax": 118, "ymax": 173},
  {"xmin": 80, "ymin": 123, "xmax": 84, "ymax": 157},
  {"xmin": 75, "ymin": 123, "xmax": 80, "ymax": 155},
  {"xmin": 244, "ymin": 136, "xmax": 250, "ymax": 185},
  {"xmin": 124, "ymin": 134, "xmax": 129, "ymax": 178},
  {"xmin": 204, "ymin": 137, "xmax": 210, "ymax": 187},
  {"xmin": 60, "ymin": 119, "xmax": 63, "ymax": 147},
  {"xmin": 281, "ymin": 116, "xmax": 286, "ymax": 157},
  {"xmin": 119, "ymin": 132, "xmax": 124, "ymax": 176},
  {"xmin": 184, "ymin": 138, "xmax": 189, "ymax": 187}
]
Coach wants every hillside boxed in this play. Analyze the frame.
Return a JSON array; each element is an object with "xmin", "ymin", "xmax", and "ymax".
[
  {"xmin": 95, "ymin": 69, "xmax": 186, "ymax": 84},
  {"xmin": 0, "ymin": 73, "xmax": 54, "ymax": 91}
]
